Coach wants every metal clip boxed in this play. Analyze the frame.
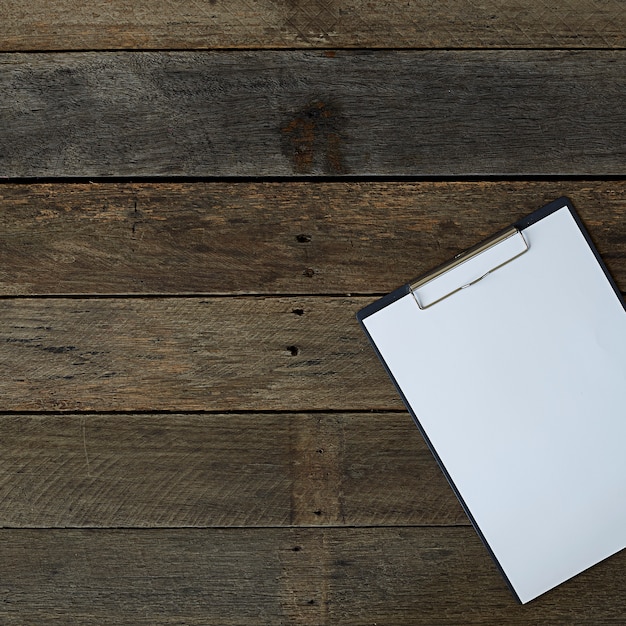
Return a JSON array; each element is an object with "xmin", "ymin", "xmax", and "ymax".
[{"xmin": 410, "ymin": 227, "xmax": 529, "ymax": 310}]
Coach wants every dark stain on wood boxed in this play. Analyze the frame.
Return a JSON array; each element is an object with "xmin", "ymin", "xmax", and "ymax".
[
  {"xmin": 42, "ymin": 346, "xmax": 77, "ymax": 354},
  {"xmin": 281, "ymin": 101, "xmax": 347, "ymax": 174},
  {"xmin": 3, "ymin": 52, "xmax": 626, "ymax": 177}
]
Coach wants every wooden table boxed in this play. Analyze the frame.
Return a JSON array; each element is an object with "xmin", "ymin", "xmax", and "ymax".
[{"xmin": 1, "ymin": 2, "xmax": 625, "ymax": 623}]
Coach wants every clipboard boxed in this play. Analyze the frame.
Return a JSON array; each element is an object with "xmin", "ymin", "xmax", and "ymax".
[{"xmin": 357, "ymin": 198, "xmax": 626, "ymax": 603}]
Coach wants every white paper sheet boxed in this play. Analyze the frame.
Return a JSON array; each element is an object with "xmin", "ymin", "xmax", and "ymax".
[{"xmin": 362, "ymin": 205, "xmax": 626, "ymax": 603}]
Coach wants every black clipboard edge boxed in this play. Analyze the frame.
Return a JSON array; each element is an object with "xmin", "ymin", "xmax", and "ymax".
[
  {"xmin": 356, "ymin": 283, "xmax": 412, "ymax": 323},
  {"xmin": 355, "ymin": 196, "xmax": 626, "ymax": 604}
]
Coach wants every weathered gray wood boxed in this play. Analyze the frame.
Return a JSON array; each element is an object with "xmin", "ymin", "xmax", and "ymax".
[
  {"xmin": 0, "ymin": 527, "xmax": 624, "ymax": 624},
  {"xmin": 1, "ymin": 51, "xmax": 625, "ymax": 177},
  {"xmin": 0, "ymin": 181, "xmax": 624, "ymax": 295},
  {"xmin": 2, "ymin": 0, "xmax": 625, "ymax": 51},
  {"xmin": 3, "ymin": 0, "xmax": 625, "ymax": 620},
  {"xmin": 0, "ymin": 412, "xmax": 465, "ymax": 528},
  {"xmin": 0, "ymin": 296, "xmax": 402, "ymax": 411}
]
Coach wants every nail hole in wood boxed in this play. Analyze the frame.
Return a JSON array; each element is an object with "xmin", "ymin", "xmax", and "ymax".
[
  {"xmin": 303, "ymin": 268, "xmax": 315, "ymax": 278},
  {"xmin": 287, "ymin": 345, "xmax": 299, "ymax": 356},
  {"xmin": 292, "ymin": 308, "xmax": 304, "ymax": 316},
  {"xmin": 296, "ymin": 233, "xmax": 312, "ymax": 243}
]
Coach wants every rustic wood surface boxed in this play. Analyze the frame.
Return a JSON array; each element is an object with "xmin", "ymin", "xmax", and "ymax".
[
  {"xmin": 0, "ymin": 296, "xmax": 401, "ymax": 411},
  {"xmin": 0, "ymin": 412, "xmax": 466, "ymax": 528},
  {"xmin": 2, "ymin": 51, "xmax": 625, "ymax": 177},
  {"xmin": 0, "ymin": 181, "xmax": 624, "ymax": 295},
  {"xmin": 2, "ymin": 0, "xmax": 626, "ymax": 622},
  {"xmin": 0, "ymin": 528, "xmax": 625, "ymax": 625},
  {"xmin": 3, "ymin": 0, "xmax": 625, "ymax": 51}
]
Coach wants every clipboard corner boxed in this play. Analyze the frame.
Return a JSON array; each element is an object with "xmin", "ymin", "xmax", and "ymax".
[
  {"xmin": 356, "ymin": 282, "xmax": 412, "ymax": 324},
  {"xmin": 514, "ymin": 195, "xmax": 575, "ymax": 231}
]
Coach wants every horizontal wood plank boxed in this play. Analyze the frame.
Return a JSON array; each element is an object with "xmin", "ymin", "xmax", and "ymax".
[
  {"xmin": 2, "ymin": 0, "xmax": 625, "ymax": 51},
  {"xmin": 1, "ymin": 181, "xmax": 625, "ymax": 295},
  {"xmin": 0, "ymin": 412, "xmax": 465, "ymax": 528},
  {"xmin": 0, "ymin": 296, "xmax": 401, "ymax": 411},
  {"xmin": 0, "ymin": 527, "xmax": 624, "ymax": 624},
  {"xmin": 2, "ymin": 51, "xmax": 625, "ymax": 177}
]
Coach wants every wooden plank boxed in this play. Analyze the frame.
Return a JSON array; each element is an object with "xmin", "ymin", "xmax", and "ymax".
[
  {"xmin": 1, "ymin": 181, "xmax": 625, "ymax": 295},
  {"xmin": 0, "ymin": 412, "xmax": 465, "ymax": 528},
  {"xmin": 0, "ymin": 296, "xmax": 402, "ymax": 411},
  {"xmin": 2, "ymin": 51, "xmax": 625, "ymax": 177},
  {"xmin": 2, "ymin": 0, "xmax": 625, "ymax": 51},
  {"xmin": 0, "ymin": 527, "xmax": 624, "ymax": 624}
]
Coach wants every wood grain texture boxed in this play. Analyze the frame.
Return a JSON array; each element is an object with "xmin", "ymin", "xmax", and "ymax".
[
  {"xmin": 0, "ymin": 412, "xmax": 465, "ymax": 528},
  {"xmin": 0, "ymin": 296, "xmax": 402, "ymax": 411},
  {"xmin": 0, "ymin": 527, "xmax": 625, "ymax": 624},
  {"xmin": 2, "ymin": 0, "xmax": 625, "ymax": 51},
  {"xmin": 1, "ymin": 181, "xmax": 625, "ymax": 295},
  {"xmin": 2, "ymin": 0, "xmax": 625, "ymax": 618},
  {"xmin": 2, "ymin": 51, "xmax": 625, "ymax": 177}
]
